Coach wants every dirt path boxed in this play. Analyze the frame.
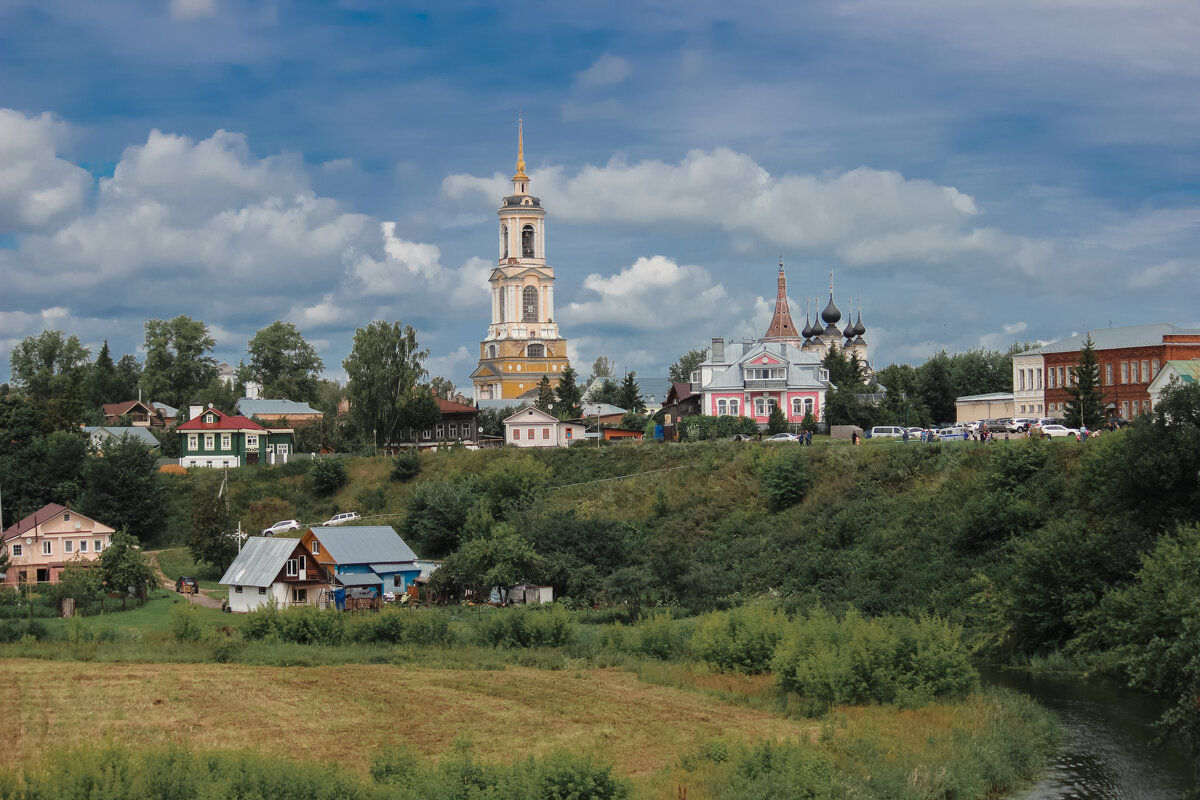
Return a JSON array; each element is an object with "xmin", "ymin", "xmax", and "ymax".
[{"xmin": 145, "ymin": 550, "xmax": 224, "ymax": 610}]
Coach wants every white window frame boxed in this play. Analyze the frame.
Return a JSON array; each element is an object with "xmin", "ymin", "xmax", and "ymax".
[
  {"xmin": 64, "ymin": 540, "xmax": 73, "ymax": 554},
  {"xmin": 717, "ymin": 399, "xmax": 727, "ymax": 415},
  {"xmin": 94, "ymin": 539, "xmax": 104, "ymax": 552},
  {"xmin": 311, "ymin": 541, "xmax": 320, "ymax": 555},
  {"xmin": 205, "ymin": 413, "xmax": 215, "ymax": 424},
  {"xmin": 42, "ymin": 540, "xmax": 52, "ymax": 556},
  {"xmin": 79, "ymin": 540, "xmax": 88, "ymax": 553},
  {"xmin": 276, "ymin": 443, "xmax": 289, "ymax": 456},
  {"xmin": 754, "ymin": 398, "xmax": 765, "ymax": 416},
  {"xmin": 1105, "ymin": 364, "xmax": 1113, "ymax": 385},
  {"xmin": 203, "ymin": 434, "xmax": 215, "ymax": 450},
  {"xmin": 188, "ymin": 434, "xmax": 198, "ymax": 450},
  {"xmin": 220, "ymin": 434, "xmax": 231, "ymax": 450},
  {"xmin": 286, "ymin": 559, "xmax": 298, "ymax": 577},
  {"xmin": 729, "ymin": 399, "xmax": 739, "ymax": 415},
  {"xmin": 11, "ymin": 544, "xmax": 21, "ymax": 557},
  {"xmin": 791, "ymin": 398, "xmax": 802, "ymax": 416}
]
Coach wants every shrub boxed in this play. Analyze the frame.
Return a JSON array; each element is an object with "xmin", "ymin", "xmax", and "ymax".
[
  {"xmin": 692, "ymin": 605, "xmax": 788, "ymax": 674},
  {"xmin": 168, "ymin": 601, "xmax": 205, "ymax": 642},
  {"xmin": 773, "ymin": 608, "xmax": 977, "ymax": 709},
  {"xmin": 392, "ymin": 449, "xmax": 422, "ymax": 481},
  {"xmin": 758, "ymin": 449, "xmax": 812, "ymax": 512},
  {"xmin": 274, "ymin": 605, "xmax": 345, "ymax": 646},
  {"xmin": 681, "ymin": 739, "xmax": 840, "ymax": 800},
  {"xmin": 347, "ymin": 607, "xmax": 454, "ymax": 646},
  {"xmin": 311, "ymin": 458, "xmax": 348, "ymax": 495},
  {"xmin": 242, "ymin": 599, "xmax": 280, "ymax": 640},
  {"xmin": 631, "ymin": 612, "xmax": 691, "ymax": 660},
  {"xmin": 476, "ymin": 605, "xmax": 573, "ymax": 649}
]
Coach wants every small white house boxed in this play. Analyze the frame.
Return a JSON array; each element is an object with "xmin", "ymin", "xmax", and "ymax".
[
  {"xmin": 1148, "ymin": 359, "xmax": 1200, "ymax": 409},
  {"xmin": 502, "ymin": 406, "xmax": 586, "ymax": 448},
  {"xmin": 219, "ymin": 536, "xmax": 330, "ymax": 612}
]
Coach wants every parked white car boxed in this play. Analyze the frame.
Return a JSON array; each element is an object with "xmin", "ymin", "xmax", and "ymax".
[
  {"xmin": 766, "ymin": 432, "xmax": 801, "ymax": 442},
  {"xmin": 320, "ymin": 511, "xmax": 361, "ymax": 526},
  {"xmin": 261, "ymin": 519, "xmax": 302, "ymax": 536},
  {"xmin": 937, "ymin": 427, "xmax": 969, "ymax": 440},
  {"xmin": 870, "ymin": 426, "xmax": 907, "ymax": 438},
  {"xmin": 1039, "ymin": 424, "xmax": 1081, "ymax": 439}
]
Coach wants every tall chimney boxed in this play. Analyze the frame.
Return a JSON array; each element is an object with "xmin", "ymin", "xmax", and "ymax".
[{"xmin": 711, "ymin": 337, "xmax": 725, "ymax": 363}]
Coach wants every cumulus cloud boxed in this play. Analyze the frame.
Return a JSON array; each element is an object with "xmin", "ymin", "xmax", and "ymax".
[
  {"xmin": 0, "ymin": 110, "xmax": 92, "ymax": 232},
  {"xmin": 564, "ymin": 255, "xmax": 729, "ymax": 330},
  {"xmin": 170, "ymin": 0, "xmax": 217, "ymax": 21},
  {"xmin": 445, "ymin": 148, "xmax": 1025, "ymax": 268},
  {"xmin": 1128, "ymin": 259, "xmax": 1189, "ymax": 289},
  {"xmin": 574, "ymin": 54, "xmax": 632, "ymax": 88}
]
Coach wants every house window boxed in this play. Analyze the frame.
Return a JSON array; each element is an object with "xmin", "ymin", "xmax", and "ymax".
[
  {"xmin": 464, "ymin": 423, "xmax": 473, "ymax": 437},
  {"xmin": 1048, "ymin": 370, "xmax": 1055, "ymax": 389},
  {"xmin": 11, "ymin": 544, "xmax": 21, "ymax": 557},
  {"xmin": 235, "ymin": 586, "xmax": 243, "ymax": 593},
  {"xmin": 1142, "ymin": 399, "xmax": 1150, "ymax": 415},
  {"xmin": 64, "ymin": 540, "xmax": 73, "ymax": 554},
  {"xmin": 1037, "ymin": 368, "xmax": 1043, "ymax": 389},
  {"xmin": 767, "ymin": 398, "xmax": 778, "ymax": 413},
  {"xmin": 523, "ymin": 286, "xmax": 538, "ymax": 321},
  {"xmin": 1141, "ymin": 360, "xmax": 1150, "ymax": 383},
  {"xmin": 205, "ymin": 413, "xmax": 215, "ymax": 424},
  {"xmin": 286, "ymin": 559, "xmax": 298, "ymax": 577},
  {"xmin": 565, "ymin": 428, "xmax": 573, "ymax": 439},
  {"xmin": 292, "ymin": 588, "xmax": 307, "ymax": 604},
  {"xmin": 1122, "ymin": 400, "xmax": 1130, "ymax": 418},
  {"xmin": 79, "ymin": 540, "xmax": 88, "ymax": 553},
  {"xmin": 543, "ymin": 428, "xmax": 550, "ymax": 439},
  {"xmin": 1120, "ymin": 361, "xmax": 1128, "ymax": 384},
  {"xmin": 791, "ymin": 398, "xmax": 802, "ymax": 416},
  {"xmin": 804, "ymin": 398, "xmax": 814, "ymax": 416},
  {"xmin": 421, "ymin": 429, "xmax": 431, "ymax": 440},
  {"xmin": 1151, "ymin": 359, "xmax": 1160, "ymax": 377},
  {"xmin": 188, "ymin": 434, "xmax": 198, "ymax": 450},
  {"xmin": 528, "ymin": 428, "xmax": 535, "ymax": 440},
  {"xmin": 246, "ymin": 434, "xmax": 258, "ymax": 449},
  {"xmin": 95, "ymin": 540, "xmax": 104, "ymax": 552},
  {"xmin": 265, "ymin": 444, "xmax": 274, "ymax": 454},
  {"xmin": 449, "ymin": 423, "xmax": 458, "ymax": 438},
  {"xmin": 277, "ymin": 444, "xmax": 289, "ymax": 456},
  {"xmin": 221, "ymin": 434, "xmax": 231, "ymax": 450},
  {"xmin": 394, "ymin": 575, "xmax": 404, "ymax": 588},
  {"xmin": 204, "ymin": 434, "xmax": 214, "ymax": 450},
  {"xmin": 717, "ymin": 399, "xmax": 727, "ymax": 415},
  {"xmin": 42, "ymin": 541, "xmax": 52, "ymax": 556},
  {"xmin": 1105, "ymin": 364, "xmax": 1113, "ymax": 385},
  {"xmin": 513, "ymin": 428, "xmax": 520, "ymax": 440},
  {"xmin": 1019, "ymin": 371, "xmax": 1026, "ymax": 391},
  {"xmin": 754, "ymin": 398, "xmax": 765, "ymax": 416},
  {"xmin": 729, "ymin": 399, "xmax": 739, "ymax": 415},
  {"xmin": 527, "ymin": 344, "xmax": 544, "ymax": 358},
  {"xmin": 311, "ymin": 541, "xmax": 320, "ymax": 555},
  {"xmin": 258, "ymin": 587, "xmax": 266, "ymax": 595},
  {"xmin": 436, "ymin": 424, "xmax": 445, "ymax": 439}
]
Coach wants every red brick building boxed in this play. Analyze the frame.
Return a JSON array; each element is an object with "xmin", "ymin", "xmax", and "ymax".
[{"xmin": 1028, "ymin": 324, "xmax": 1200, "ymax": 420}]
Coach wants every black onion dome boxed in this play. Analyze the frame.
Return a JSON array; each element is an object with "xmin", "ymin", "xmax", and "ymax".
[
  {"xmin": 823, "ymin": 321, "xmax": 841, "ymax": 337},
  {"xmin": 821, "ymin": 294, "xmax": 841, "ymax": 325},
  {"xmin": 854, "ymin": 311, "xmax": 866, "ymax": 337},
  {"xmin": 801, "ymin": 313, "xmax": 813, "ymax": 338},
  {"xmin": 843, "ymin": 312, "xmax": 856, "ymax": 338}
]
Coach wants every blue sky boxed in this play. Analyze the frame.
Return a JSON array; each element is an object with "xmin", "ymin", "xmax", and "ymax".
[{"xmin": 2, "ymin": 0, "xmax": 1198, "ymax": 394}]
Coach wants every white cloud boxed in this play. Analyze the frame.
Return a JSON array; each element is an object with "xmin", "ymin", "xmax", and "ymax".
[
  {"xmin": 564, "ymin": 255, "xmax": 729, "ymax": 330},
  {"xmin": 170, "ymin": 0, "xmax": 217, "ymax": 21},
  {"xmin": 444, "ymin": 148, "xmax": 1024, "ymax": 268},
  {"xmin": 1128, "ymin": 259, "xmax": 1189, "ymax": 290},
  {"xmin": 1002, "ymin": 321, "xmax": 1027, "ymax": 335},
  {"xmin": 424, "ymin": 346, "xmax": 474, "ymax": 383},
  {"xmin": 0, "ymin": 110, "xmax": 92, "ymax": 232},
  {"xmin": 574, "ymin": 54, "xmax": 632, "ymax": 88}
]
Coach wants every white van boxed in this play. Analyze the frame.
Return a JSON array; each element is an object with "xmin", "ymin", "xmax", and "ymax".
[
  {"xmin": 869, "ymin": 426, "xmax": 906, "ymax": 438},
  {"xmin": 320, "ymin": 511, "xmax": 361, "ymax": 527}
]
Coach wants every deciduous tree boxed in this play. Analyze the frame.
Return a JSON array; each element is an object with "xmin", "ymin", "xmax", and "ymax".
[
  {"xmin": 141, "ymin": 316, "xmax": 219, "ymax": 410},
  {"xmin": 342, "ymin": 321, "xmax": 437, "ymax": 446},
  {"xmin": 668, "ymin": 348, "xmax": 707, "ymax": 385},
  {"xmin": 77, "ymin": 436, "xmax": 165, "ymax": 542},
  {"xmin": 189, "ymin": 494, "xmax": 239, "ymax": 572},
  {"xmin": 99, "ymin": 530, "xmax": 158, "ymax": 597},
  {"xmin": 243, "ymin": 321, "xmax": 324, "ymax": 402},
  {"xmin": 8, "ymin": 329, "xmax": 91, "ymax": 430}
]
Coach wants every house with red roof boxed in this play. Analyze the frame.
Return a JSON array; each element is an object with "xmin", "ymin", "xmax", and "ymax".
[{"xmin": 176, "ymin": 405, "xmax": 295, "ymax": 468}]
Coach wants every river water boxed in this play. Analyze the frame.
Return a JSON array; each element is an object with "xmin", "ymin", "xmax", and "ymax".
[{"xmin": 984, "ymin": 669, "xmax": 1198, "ymax": 799}]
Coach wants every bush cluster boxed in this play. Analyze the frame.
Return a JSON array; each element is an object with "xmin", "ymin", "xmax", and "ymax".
[
  {"xmin": 692, "ymin": 605, "xmax": 788, "ymax": 674},
  {"xmin": 241, "ymin": 605, "xmax": 454, "ymax": 647},
  {"xmin": 475, "ymin": 605, "xmax": 573, "ymax": 649},
  {"xmin": 773, "ymin": 609, "xmax": 978, "ymax": 709},
  {"xmin": 1, "ymin": 741, "xmax": 627, "ymax": 800}
]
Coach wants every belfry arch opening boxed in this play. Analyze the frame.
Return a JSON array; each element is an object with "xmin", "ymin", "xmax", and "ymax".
[{"xmin": 522, "ymin": 225, "xmax": 535, "ymax": 258}]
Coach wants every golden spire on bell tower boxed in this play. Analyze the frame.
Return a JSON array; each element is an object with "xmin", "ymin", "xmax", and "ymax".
[{"xmin": 513, "ymin": 117, "xmax": 528, "ymax": 181}]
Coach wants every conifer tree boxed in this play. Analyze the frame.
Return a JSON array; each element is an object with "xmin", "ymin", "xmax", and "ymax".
[
  {"xmin": 1064, "ymin": 333, "xmax": 1105, "ymax": 429},
  {"xmin": 617, "ymin": 371, "xmax": 645, "ymax": 412},
  {"xmin": 534, "ymin": 375, "xmax": 555, "ymax": 413},
  {"xmin": 554, "ymin": 366, "xmax": 582, "ymax": 420}
]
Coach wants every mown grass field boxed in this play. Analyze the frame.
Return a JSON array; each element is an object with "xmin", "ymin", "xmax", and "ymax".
[{"xmin": 0, "ymin": 659, "xmax": 809, "ymax": 779}]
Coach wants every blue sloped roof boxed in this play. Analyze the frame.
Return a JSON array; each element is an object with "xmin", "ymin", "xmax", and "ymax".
[
  {"xmin": 310, "ymin": 526, "xmax": 418, "ymax": 566},
  {"xmin": 82, "ymin": 426, "xmax": 161, "ymax": 448}
]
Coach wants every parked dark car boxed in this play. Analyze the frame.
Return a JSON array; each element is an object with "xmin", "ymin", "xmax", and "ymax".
[{"xmin": 175, "ymin": 576, "xmax": 199, "ymax": 594}]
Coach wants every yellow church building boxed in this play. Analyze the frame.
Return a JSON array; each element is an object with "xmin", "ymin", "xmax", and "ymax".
[{"xmin": 471, "ymin": 123, "xmax": 571, "ymax": 401}]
